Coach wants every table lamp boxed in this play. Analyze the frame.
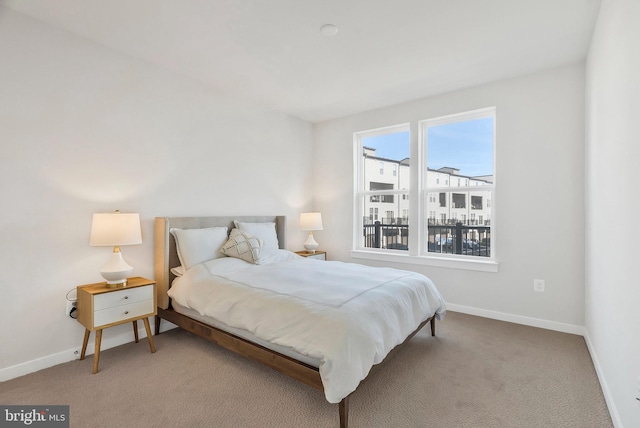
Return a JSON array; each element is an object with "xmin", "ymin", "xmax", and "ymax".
[
  {"xmin": 300, "ymin": 212, "xmax": 323, "ymax": 253},
  {"xmin": 90, "ymin": 210, "xmax": 142, "ymax": 286}
]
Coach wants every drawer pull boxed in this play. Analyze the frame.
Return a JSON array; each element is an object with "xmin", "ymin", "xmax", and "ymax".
[
  {"xmin": 124, "ymin": 296, "xmax": 129, "ymax": 299},
  {"xmin": 124, "ymin": 311, "xmax": 129, "ymax": 315}
]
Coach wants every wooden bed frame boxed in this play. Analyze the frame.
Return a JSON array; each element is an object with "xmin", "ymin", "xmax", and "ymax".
[{"xmin": 153, "ymin": 216, "xmax": 436, "ymax": 427}]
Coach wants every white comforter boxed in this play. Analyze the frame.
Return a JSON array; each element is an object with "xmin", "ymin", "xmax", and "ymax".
[{"xmin": 168, "ymin": 250, "xmax": 446, "ymax": 403}]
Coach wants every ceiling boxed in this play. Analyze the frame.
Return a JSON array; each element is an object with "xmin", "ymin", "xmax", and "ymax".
[{"xmin": 0, "ymin": 0, "xmax": 601, "ymax": 123}]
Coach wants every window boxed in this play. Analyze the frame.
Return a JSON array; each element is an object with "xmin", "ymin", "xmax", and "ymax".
[
  {"xmin": 354, "ymin": 108, "xmax": 495, "ymax": 267},
  {"xmin": 370, "ymin": 182, "xmax": 394, "ymax": 203},
  {"xmin": 423, "ymin": 108, "xmax": 495, "ymax": 259},
  {"xmin": 355, "ymin": 125, "xmax": 410, "ymax": 251},
  {"xmin": 369, "ymin": 207, "xmax": 379, "ymax": 221},
  {"xmin": 452, "ymin": 193, "xmax": 466, "ymax": 209},
  {"xmin": 471, "ymin": 196, "xmax": 483, "ymax": 209}
]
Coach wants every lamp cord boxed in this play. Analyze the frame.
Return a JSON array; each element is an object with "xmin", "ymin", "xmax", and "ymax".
[{"xmin": 66, "ymin": 288, "xmax": 78, "ymax": 319}]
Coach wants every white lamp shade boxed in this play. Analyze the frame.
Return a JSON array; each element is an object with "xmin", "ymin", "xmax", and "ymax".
[
  {"xmin": 90, "ymin": 211, "xmax": 141, "ymax": 285},
  {"xmin": 90, "ymin": 212, "xmax": 142, "ymax": 247},
  {"xmin": 300, "ymin": 212, "xmax": 323, "ymax": 231}
]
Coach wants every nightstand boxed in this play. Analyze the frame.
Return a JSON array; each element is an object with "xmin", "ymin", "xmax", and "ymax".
[
  {"xmin": 295, "ymin": 250, "xmax": 327, "ymax": 260},
  {"xmin": 77, "ymin": 276, "xmax": 157, "ymax": 373}
]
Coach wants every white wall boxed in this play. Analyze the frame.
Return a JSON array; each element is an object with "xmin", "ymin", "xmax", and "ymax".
[
  {"xmin": 585, "ymin": 0, "xmax": 640, "ymax": 426},
  {"xmin": 314, "ymin": 63, "xmax": 586, "ymax": 330},
  {"xmin": 0, "ymin": 9, "xmax": 313, "ymax": 377}
]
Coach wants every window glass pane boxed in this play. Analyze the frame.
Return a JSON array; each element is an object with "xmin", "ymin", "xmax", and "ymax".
[
  {"xmin": 424, "ymin": 114, "xmax": 494, "ymax": 258},
  {"xmin": 361, "ymin": 130, "xmax": 410, "ymax": 251},
  {"xmin": 363, "ymin": 131, "xmax": 410, "ymax": 190},
  {"xmin": 360, "ymin": 195, "xmax": 409, "ymax": 250},
  {"xmin": 427, "ymin": 117, "xmax": 493, "ymax": 177},
  {"xmin": 425, "ymin": 217, "xmax": 491, "ymax": 257}
]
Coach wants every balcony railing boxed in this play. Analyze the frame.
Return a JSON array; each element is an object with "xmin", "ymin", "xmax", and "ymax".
[
  {"xmin": 363, "ymin": 219, "xmax": 491, "ymax": 257},
  {"xmin": 363, "ymin": 220, "xmax": 409, "ymax": 250}
]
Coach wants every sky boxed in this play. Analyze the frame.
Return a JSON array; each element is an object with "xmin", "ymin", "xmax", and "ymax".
[{"xmin": 363, "ymin": 117, "xmax": 494, "ymax": 177}]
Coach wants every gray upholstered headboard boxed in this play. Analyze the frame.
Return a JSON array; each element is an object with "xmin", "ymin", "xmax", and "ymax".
[{"xmin": 154, "ymin": 216, "xmax": 286, "ymax": 309}]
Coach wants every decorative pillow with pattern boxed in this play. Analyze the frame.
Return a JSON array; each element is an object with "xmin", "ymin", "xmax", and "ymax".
[{"xmin": 220, "ymin": 228, "xmax": 262, "ymax": 264}]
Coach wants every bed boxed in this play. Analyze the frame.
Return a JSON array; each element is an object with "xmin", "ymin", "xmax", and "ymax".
[{"xmin": 153, "ymin": 216, "xmax": 446, "ymax": 427}]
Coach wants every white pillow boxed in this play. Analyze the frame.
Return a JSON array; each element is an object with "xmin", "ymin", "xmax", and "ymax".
[
  {"xmin": 220, "ymin": 228, "xmax": 262, "ymax": 264},
  {"xmin": 233, "ymin": 221, "xmax": 279, "ymax": 250},
  {"xmin": 170, "ymin": 266, "xmax": 185, "ymax": 277},
  {"xmin": 170, "ymin": 227, "xmax": 229, "ymax": 271}
]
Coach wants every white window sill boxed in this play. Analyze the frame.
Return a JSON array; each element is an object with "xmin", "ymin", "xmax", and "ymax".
[{"xmin": 350, "ymin": 250, "xmax": 499, "ymax": 272}]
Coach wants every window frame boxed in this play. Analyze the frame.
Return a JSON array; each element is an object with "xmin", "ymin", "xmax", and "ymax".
[
  {"xmin": 353, "ymin": 123, "xmax": 411, "ymax": 255},
  {"xmin": 352, "ymin": 109, "xmax": 497, "ymax": 272}
]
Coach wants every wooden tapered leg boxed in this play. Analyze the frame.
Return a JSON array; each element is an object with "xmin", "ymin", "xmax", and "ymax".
[
  {"xmin": 92, "ymin": 329, "xmax": 102, "ymax": 374},
  {"xmin": 154, "ymin": 316, "xmax": 161, "ymax": 336},
  {"xmin": 143, "ymin": 318, "xmax": 156, "ymax": 353},
  {"xmin": 339, "ymin": 396, "xmax": 349, "ymax": 428},
  {"xmin": 132, "ymin": 320, "xmax": 139, "ymax": 343},
  {"xmin": 80, "ymin": 329, "xmax": 90, "ymax": 360},
  {"xmin": 430, "ymin": 316, "xmax": 436, "ymax": 336}
]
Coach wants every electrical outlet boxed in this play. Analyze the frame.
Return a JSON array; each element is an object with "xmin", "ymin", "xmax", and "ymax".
[
  {"xmin": 66, "ymin": 299, "xmax": 77, "ymax": 317},
  {"xmin": 533, "ymin": 279, "xmax": 545, "ymax": 292}
]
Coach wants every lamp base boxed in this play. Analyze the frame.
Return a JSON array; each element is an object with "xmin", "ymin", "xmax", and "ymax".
[
  {"xmin": 106, "ymin": 279, "xmax": 128, "ymax": 288},
  {"xmin": 100, "ymin": 248, "xmax": 134, "ymax": 286},
  {"xmin": 303, "ymin": 232, "xmax": 319, "ymax": 254}
]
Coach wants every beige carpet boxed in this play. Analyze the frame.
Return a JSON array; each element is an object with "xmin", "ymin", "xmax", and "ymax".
[{"xmin": 0, "ymin": 312, "xmax": 612, "ymax": 427}]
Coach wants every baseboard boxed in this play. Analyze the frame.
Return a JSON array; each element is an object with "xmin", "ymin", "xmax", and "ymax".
[
  {"xmin": 446, "ymin": 303, "xmax": 586, "ymax": 335},
  {"xmin": 583, "ymin": 331, "xmax": 623, "ymax": 428},
  {"xmin": 0, "ymin": 321, "xmax": 176, "ymax": 382}
]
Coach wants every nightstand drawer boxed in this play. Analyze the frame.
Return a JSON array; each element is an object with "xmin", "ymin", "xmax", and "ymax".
[
  {"xmin": 94, "ymin": 285, "xmax": 153, "ymax": 311},
  {"xmin": 94, "ymin": 299, "xmax": 154, "ymax": 327},
  {"xmin": 305, "ymin": 253, "xmax": 326, "ymax": 260},
  {"xmin": 295, "ymin": 251, "xmax": 327, "ymax": 260}
]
